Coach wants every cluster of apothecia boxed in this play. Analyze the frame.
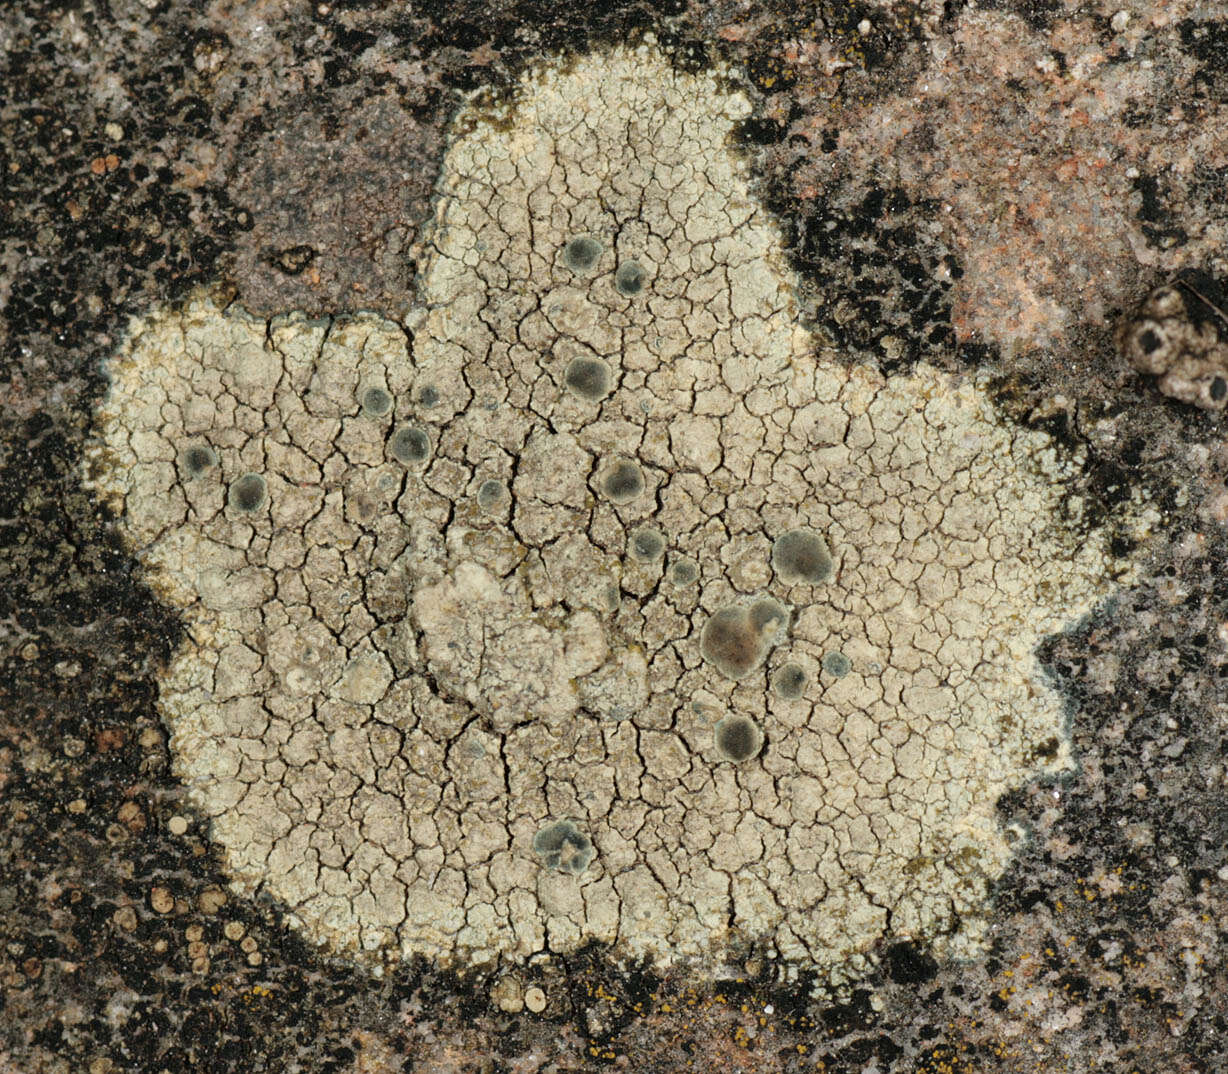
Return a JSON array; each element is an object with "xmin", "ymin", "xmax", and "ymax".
[{"xmin": 87, "ymin": 41, "xmax": 1142, "ymax": 982}]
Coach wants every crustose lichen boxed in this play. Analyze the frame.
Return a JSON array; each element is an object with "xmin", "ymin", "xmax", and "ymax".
[{"xmin": 86, "ymin": 41, "xmax": 1149, "ymax": 985}]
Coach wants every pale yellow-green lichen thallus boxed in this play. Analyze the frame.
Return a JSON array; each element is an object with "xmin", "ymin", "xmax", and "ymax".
[{"xmin": 85, "ymin": 40, "xmax": 1146, "ymax": 984}]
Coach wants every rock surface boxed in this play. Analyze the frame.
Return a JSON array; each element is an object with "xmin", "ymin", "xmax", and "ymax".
[{"xmin": 3, "ymin": 1, "xmax": 1228, "ymax": 1072}]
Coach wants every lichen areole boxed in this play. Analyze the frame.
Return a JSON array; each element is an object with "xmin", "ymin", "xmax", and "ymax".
[{"xmin": 87, "ymin": 40, "xmax": 1152, "ymax": 987}]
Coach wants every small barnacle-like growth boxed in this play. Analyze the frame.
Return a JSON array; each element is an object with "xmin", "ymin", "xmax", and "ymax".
[
  {"xmin": 1117, "ymin": 282, "xmax": 1228, "ymax": 410},
  {"xmin": 821, "ymin": 651, "xmax": 852, "ymax": 678},
  {"xmin": 599, "ymin": 458, "xmax": 645, "ymax": 504},
  {"xmin": 228, "ymin": 472, "xmax": 267, "ymax": 513},
  {"xmin": 772, "ymin": 528, "xmax": 833, "ymax": 585},
  {"xmin": 476, "ymin": 478, "xmax": 508, "ymax": 513},
  {"xmin": 563, "ymin": 355, "xmax": 612, "ymax": 402},
  {"xmin": 360, "ymin": 385, "xmax": 393, "ymax": 417},
  {"xmin": 700, "ymin": 599, "xmax": 787, "ymax": 680},
  {"xmin": 563, "ymin": 236, "xmax": 603, "ymax": 274},
  {"xmin": 179, "ymin": 443, "xmax": 218, "ymax": 479},
  {"xmin": 533, "ymin": 820, "xmax": 595, "ymax": 875},
  {"xmin": 700, "ymin": 607, "xmax": 760, "ymax": 680},
  {"xmin": 614, "ymin": 260, "xmax": 647, "ymax": 296},
  {"xmin": 713, "ymin": 715, "xmax": 764, "ymax": 763},
  {"xmin": 87, "ymin": 42, "xmax": 1150, "ymax": 987},
  {"xmin": 669, "ymin": 557, "xmax": 698, "ymax": 586},
  {"xmin": 748, "ymin": 597, "xmax": 787, "ymax": 634},
  {"xmin": 389, "ymin": 424, "xmax": 431, "ymax": 466},
  {"xmin": 771, "ymin": 662, "xmax": 808, "ymax": 700},
  {"xmin": 628, "ymin": 525, "xmax": 665, "ymax": 562}
]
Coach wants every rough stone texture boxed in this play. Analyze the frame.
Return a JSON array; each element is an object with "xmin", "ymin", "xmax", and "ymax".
[
  {"xmin": 4, "ymin": 1, "xmax": 1228, "ymax": 1072},
  {"xmin": 799, "ymin": 5, "xmax": 1228, "ymax": 357}
]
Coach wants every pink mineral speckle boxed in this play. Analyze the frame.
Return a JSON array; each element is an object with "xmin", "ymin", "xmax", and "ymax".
[{"xmin": 796, "ymin": 6, "xmax": 1228, "ymax": 355}]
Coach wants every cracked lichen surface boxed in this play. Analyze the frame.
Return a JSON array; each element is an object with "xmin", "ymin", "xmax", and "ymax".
[{"xmin": 86, "ymin": 43, "xmax": 1135, "ymax": 981}]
